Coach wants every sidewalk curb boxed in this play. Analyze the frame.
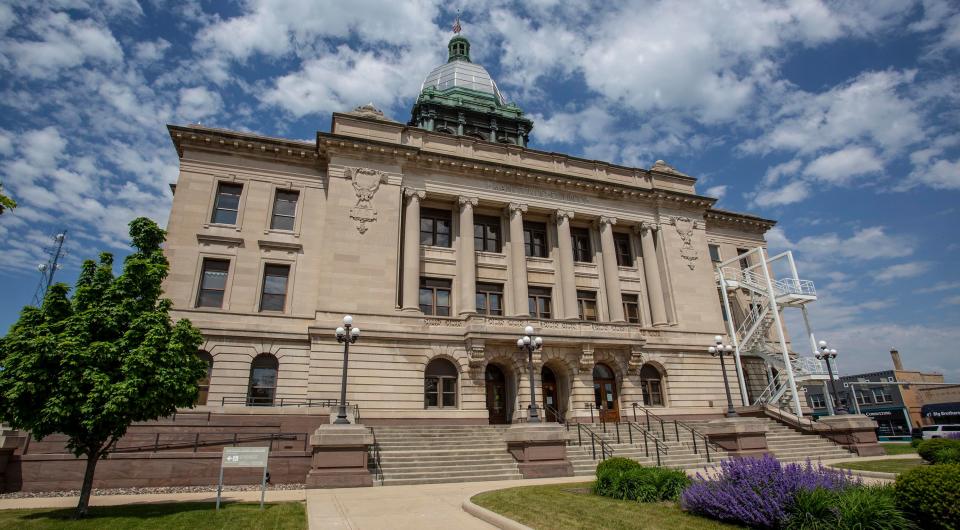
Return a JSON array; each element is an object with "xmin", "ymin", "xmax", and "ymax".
[
  {"xmin": 825, "ymin": 466, "xmax": 898, "ymax": 480},
  {"xmin": 462, "ymin": 497, "xmax": 532, "ymax": 530}
]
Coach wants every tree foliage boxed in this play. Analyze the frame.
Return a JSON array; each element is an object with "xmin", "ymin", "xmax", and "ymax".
[
  {"xmin": 0, "ymin": 217, "xmax": 205, "ymax": 517},
  {"xmin": 0, "ymin": 183, "xmax": 15, "ymax": 214}
]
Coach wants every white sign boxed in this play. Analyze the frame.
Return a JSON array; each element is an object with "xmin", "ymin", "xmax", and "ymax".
[{"xmin": 217, "ymin": 446, "xmax": 270, "ymax": 510}]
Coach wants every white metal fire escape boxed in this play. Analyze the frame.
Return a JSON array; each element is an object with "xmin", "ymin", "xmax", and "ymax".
[{"xmin": 716, "ymin": 248, "xmax": 831, "ymax": 417}]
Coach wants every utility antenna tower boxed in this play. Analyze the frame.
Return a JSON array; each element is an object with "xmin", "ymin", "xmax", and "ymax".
[{"xmin": 32, "ymin": 230, "xmax": 67, "ymax": 306}]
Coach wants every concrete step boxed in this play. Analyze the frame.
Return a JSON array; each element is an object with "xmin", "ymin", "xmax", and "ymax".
[
  {"xmin": 382, "ymin": 473, "xmax": 522, "ymax": 486},
  {"xmin": 379, "ymin": 462, "xmax": 521, "ymax": 474}
]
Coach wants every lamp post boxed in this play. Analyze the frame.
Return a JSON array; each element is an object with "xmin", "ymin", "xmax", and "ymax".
[
  {"xmin": 816, "ymin": 340, "xmax": 846, "ymax": 415},
  {"xmin": 709, "ymin": 335, "xmax": 738, "ymax": 417},
  {"xmin": 334, "ymin": 315, "xmax": 361, "ymax": 425},
  {"xmin": 517, "ymin": 325, "xmax": 544, "ymax": 424}
]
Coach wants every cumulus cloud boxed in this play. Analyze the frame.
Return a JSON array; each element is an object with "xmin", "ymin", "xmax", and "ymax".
[
  {"xmin": 177, "ymin": 86, "xmax": 223, "ymax": 121},
  {"xmin": 772, "ymin": 226, "xmax": 915, "ymax": 261},
  {"xmin": 874, "ymin": 261, "xmax": 933, "ymax": 282},
  {"xmin": 2, "ymin": 11, "xmax": 123, "ymax": 79},
  {"xmin": 803, "ymin": 146, "xmax": 884, "ymax": 184}
]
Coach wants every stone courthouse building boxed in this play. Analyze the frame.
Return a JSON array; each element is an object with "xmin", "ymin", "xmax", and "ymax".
[{"xmin": 161, "ymin": 31, "xmax": 802, "ymax": 427}]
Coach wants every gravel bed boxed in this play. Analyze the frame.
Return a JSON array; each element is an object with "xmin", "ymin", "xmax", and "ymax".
[{"xmin": 0, "ymin": 483, "xmax": 306, "ymax": 499}]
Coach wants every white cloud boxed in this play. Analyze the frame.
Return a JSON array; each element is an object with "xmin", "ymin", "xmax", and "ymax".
[
  {"xmin": 803, "ymin": 146, "xmax": 883, "ymax": 184},
  {"xmin": 773, "ymin": 226, "xmax": 915, "ymax": 261},
  {"xmin": 177, "ymin": 86, "xmax": 223, "ymax": 121},
  {"xmin": 0, "ymin": 3, "xmax": 16, "ymax": 37},
  {"xmin": 133, "ymin": 38, "xmax": 171, "ymax": 63},
  {"xmin": 703, "ymin": 185, "xmax": 727, "ymax": 200},
  {"xmin": 3, "ymin": 12, "xmax": 123, "ymax": 79},
  {"xmin": 918, "ymin": 281, "xmax": 960, "ymax": 293},
  {"xmin": 874, "ymin": 261, "xmax": 933, "ymax": 282},
  {"xmin": 749, "ymin": 180, "xmax": 811, "ymax": 208}
]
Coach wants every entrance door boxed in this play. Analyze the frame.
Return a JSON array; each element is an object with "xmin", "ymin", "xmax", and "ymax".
[
  {"xmin": 541, "ymin": 366, "xmax": 558, "ymax": 422},
  {"xmin": 593, "ymin": 363, "xmax": 620, "ymax": 422},
  {"xmin": 485, "ymin": 364, "xmax": 508, "ymax": 424}
]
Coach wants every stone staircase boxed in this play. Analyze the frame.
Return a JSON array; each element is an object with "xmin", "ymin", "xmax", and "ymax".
[
  {"xmin": 684, "ymin": 416, "xmax": 853, "ymax": 462},
  {"xmin": 565, "ymin": 422, "xmax": 729, "ymax": 476},
  {"xmin": 370, "ymin": 425, "xmax": 522, "ymax": 486}
]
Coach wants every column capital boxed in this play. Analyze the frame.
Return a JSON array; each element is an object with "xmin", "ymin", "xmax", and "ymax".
[
  {"xmin": 597, "ymin": 216, "xmax": 618, "ymax": 227},
  {"xmin": 403, "ymin": 187, "xmax": 425, "ymax": 200},
  {"xmin": 638, "ymin": 221, "xmax": 659, "ymax": 233},
  {"xmin": 508, "ymin": 202, "xmax": 528, "ymax": 215},
  {"xmin": 553, "ymin": 210, "xmax": 575, "ymax": 223},
  {"xmin": 458, "ymin": 196, "xmax": 479, "ymax": 207}
]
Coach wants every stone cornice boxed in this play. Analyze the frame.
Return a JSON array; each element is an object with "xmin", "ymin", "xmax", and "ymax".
[
  {"xmin": 317, "ymin": 130, "xmax": 718, "ymax": 211},
  {"xmin": 705, "ymin": 208, "xmax": 777, "ymax": 232},
  {"xmin": 168, "ymin": 124, "xmax": 320, "ymax": 164}
]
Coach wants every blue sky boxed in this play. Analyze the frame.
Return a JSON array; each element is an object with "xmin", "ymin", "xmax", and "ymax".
[{"xmin": 0, "ymin": 1, "xmax": 958, "ymax": 380}]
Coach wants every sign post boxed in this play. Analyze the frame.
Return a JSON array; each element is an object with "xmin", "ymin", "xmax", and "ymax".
[{"xmin": 217, "ymin": 446, "xmax": 270, "ymax": 510}]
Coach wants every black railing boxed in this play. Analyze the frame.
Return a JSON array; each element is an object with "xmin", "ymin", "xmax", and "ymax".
[
  {"xmin": 109, "ymin": 432, "xmax": 310, "ymax": 454},
  {"xmin": 632, "ymin": 403, "xmax": 721, "ymax": 463},
  {"xmin": 569, "ymin": 422, "xmax": 613, "ymax": 461},
  {"xmin": 622, "ymin": 421, "xmax": 668, "ymax": 467},
  {"xmin": 766, "ymin": 401, "xmax": 856, "ymax": 450},
  {"xmin": 543, "ymin": 403, "xmax": 566, "ymax": 424},
  {"xmin": 221, "ymin": 396, "xmax": 343, "ymax": 408},
  {"xmin": 368, "ymin": 429, "xmax": 383, "ymax": 484}
]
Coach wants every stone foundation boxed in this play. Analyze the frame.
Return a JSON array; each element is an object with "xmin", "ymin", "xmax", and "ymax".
[
  {"xmin": 305, "ymin": 424, "xmax": 373, "ymax": 488},
  {"xmin": 702, "ymin": 417, "xmax": 769, "ymax": 457},
  {"xmin": 815, "ymin": 415, "xmax": 884, "ymax": 457},
  {"xmin": 504, "ymin": 423, "xmax": 573, "ymax": 479}
]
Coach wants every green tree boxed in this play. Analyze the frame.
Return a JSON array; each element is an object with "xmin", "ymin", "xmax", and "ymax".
[
  {"xmin": 0, "ymin": 183, "xmax": 15, "ymax": 214},
  {"xmin": 0, "ymin": 217, "xmax": 205, "ymax": 517}
]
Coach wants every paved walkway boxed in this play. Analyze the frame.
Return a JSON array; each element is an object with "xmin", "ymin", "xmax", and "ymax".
[{"xmin": 0, "ymin": 489, "xmax": 306, "ymax": 510}]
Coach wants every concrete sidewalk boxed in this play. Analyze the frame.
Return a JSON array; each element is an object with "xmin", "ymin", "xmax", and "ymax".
[{"xmin": 0, "ymin": 489, "xmax": 306, "ymax": 510}]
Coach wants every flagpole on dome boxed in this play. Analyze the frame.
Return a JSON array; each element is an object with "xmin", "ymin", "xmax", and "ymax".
[{"xmin": 453, "ymin": 11, "xmax": 462, "ymax": 34}]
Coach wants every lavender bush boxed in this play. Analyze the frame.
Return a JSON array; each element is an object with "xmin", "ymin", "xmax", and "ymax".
[{"xmin": 680, "ymin": 455, "xmax": 858, "ymax": 528}]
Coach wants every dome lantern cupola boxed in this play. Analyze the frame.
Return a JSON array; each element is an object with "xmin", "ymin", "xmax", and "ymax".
[{"xmin": 408, "ymin": 17, "xmax": 534, "ymax": 147}]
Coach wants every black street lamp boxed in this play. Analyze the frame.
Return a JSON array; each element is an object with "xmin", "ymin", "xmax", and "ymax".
[
  {"xmin": 709, "ymin": 336, "xmax": 739, "ymax": 417},
  {"xmin": 334, "ymin": 315, "xmax": 360, "ymax": 425},
  {"xmin": 516, "ymin": 325, "xmax": 544, "ymax": 424},
  {"xmin": 817, "ymin": 340, "xmax": 846, "ymax": 415}
]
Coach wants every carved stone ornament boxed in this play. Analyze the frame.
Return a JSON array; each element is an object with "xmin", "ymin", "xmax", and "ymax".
[
  {"xmin": 629, "ymin": 347, "xmax": 645, "ymax": 374},
  {"xmin": 467, "ymin": 338, "xmax": 485, "ymax": 369},
  {"xmin": 578, "ymin": 344, "xmax": 595, "ymax": 373},
  {"xmin": 346, "ymin": 167, "xmax": 388, "ymax": 234},
  {"xmin": 671, "ymin": 216, "xmax": 699, "ymax": 270}
]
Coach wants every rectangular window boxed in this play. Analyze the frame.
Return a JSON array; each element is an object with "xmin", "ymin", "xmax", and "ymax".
[
  {"xmin": 571, "ymin": 227, "xmax": 592, "ymax": 262},
  {"xmin": 614, "ymin": 233, "xmax": 633, "ymax": 267},
  {"xmin": 810, "ymin": 394, "xmax": 825, "ymax": 408},
  {"xmin": 419, "ymin": 277, "xmax": 452, "ymax": 316},
  {"xmin": 737, "ymin": 248, "xmax": 751, "ymax": 270},
  {"xmin": 420, "ymin": 208, "xmax": 452, "ymax": 247},
  {"xmin": 211, "ymin": 182, "xmax": 243, "ymax": 225},
  {"xmin": 270, "ymin": 189, "xmax": 299, "ymax": 231},
  {"xmin": 577, "ymin": 290, "xmax": 598, "ymax": 321},
  {"xmin": 474, "ymin": 215, "xmax": 502, "ymax": 253},
  {"xmin": 528, "ymin": 286, "xmax": 552, "ymax": 319},
  {"xmin": 476, "ymin": 283, "xmax": 504, "ymax": 316},
  {"xmin": 709, "ymin": 244, "xmax": 721, "ymax": 263},
  {"xmin": 523, "ymin": 221, "xmax": 548, "ymax": 258},
  {"xmin": 259, "ymin": 264, "xmax": 290, "ymax": 312},
  {"xmin": 197, "ymin": 259, "xmax": 230, "ymax": 308},
  {"xmin": 856, "ymin": 390, "xmax": 872, "ymax": 405},
  {"xmin": 622, "ymin": 293, "xmax": 641, "ymax": 324},
  {"xmin": 872, "ymin": 388, "xmax": 893, "ymax": 403}
]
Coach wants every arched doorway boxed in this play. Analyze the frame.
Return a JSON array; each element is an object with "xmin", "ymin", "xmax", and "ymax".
[
  {"xmin": 247, "ymin": 354, "xmax": 278, "ymax": 406},
  {"xmin": 593, "ymin": 363, "xmax": 619, "ymax": 422},
  {"xmin": 485, "ymin": 364, "xmax": 508, "ymax": 424},
  {"xmin": 424, "ymin": 358, "xmax": 458, "ymax": 409},
  {"xmin": 541, "ymin": 366, "xmax": 559, "ymax": 422},
  {"xmin": 640, "ymin": 364, "xmax": 665, "ymax": 407}
]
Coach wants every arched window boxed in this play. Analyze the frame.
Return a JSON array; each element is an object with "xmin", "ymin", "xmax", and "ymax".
[
  {"xmin": 424, "ymin": 358, "xmax": 458, "ymax": 409},
  {"xmin": 640, "ymin": 364, "xmax": 664, "ymax": 407},
  {"xmin": 196, "ymin": 351, "xmax": 213, "ymax": 405},
  {"xmin": 247, "ymin": 354, "xmax": 278, "ymax": 406}
]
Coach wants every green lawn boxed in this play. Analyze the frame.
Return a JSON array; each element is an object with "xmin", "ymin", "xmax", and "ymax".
[
  {"xmin": 832, "ymin": 458, "xmax": 925, "ymax": 474},
  {"xmin": 472, "ymin": 483, "xmax": 742, "ymax": 530},
  {"xmin": 0, "ymin": 502, "xmax": 306, "ymax": 530},
  {"xmin": 880, "ymin": 443, "xmax": 918, "ymax": 455}
]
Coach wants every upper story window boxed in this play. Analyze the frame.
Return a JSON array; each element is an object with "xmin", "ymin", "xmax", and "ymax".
[
  {"xmin": 259, "ymin": 264, "xmax": 291, "ymax": 312},
  {"xmin": 420, "ymin": 208, "xmax": 452, "ymax": 247},
  {"xmin": 737, "ymin": 248, "xmax": 751, "ymax": 269},
  {"xmin": 528, "ymin": 286, "xmax": 552, "ymax": 319},
  {"xmin": 623, "ymin": 293, "xmax": 640, "ymax": 324},
  {"xmin": 420, "ymin": 277, "xmax": 452, "ymax": 316},
  {"xmin": 197, "ymin": 258, "xmax": 229, "ymax": 308},
  {"xmin": 872, "ymin": 388, "xmax": 893, "ymax": 403},
  {"xmin": 809, "ymin": 394, "xmax": 826, "ymax": 408},
  {"xmin": 523, "ymin": 221, "xmax": 548, "ymax": 258},
  {"xmin": 577, "ymin": 290, "xmax": 598, "ymax": 321},
  {"xmin": 571, "ymin": 227, "xmax": 592, "ymax": 263},
  {"xmin": 476, "ymin": 283, "xmax": 503, "ymax": 316},
  {"xmin": 708, "ymin": 244, "xmax": 721, "ymax": 263},
  {"xmin": 270, "ymin": 189, "xmax": 299, "ymax": 231},
  {"xmin": 614, "ymin": 233, "xmax": 633, "ymax": 267},
  {"xmin": 855, "ymin": 390, "xmax": 872, "ymax": 405},
  {"xmin": 474, "ymin": 215, "xmax": 502, "ymax": 253},
  {"xmin": 211, "ymin": 183, "xmax": 243, "ymax": 225}
]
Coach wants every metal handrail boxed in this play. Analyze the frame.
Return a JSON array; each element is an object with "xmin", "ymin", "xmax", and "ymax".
[
  {"xmin": 369, "ymin": 429, "xmax": 383, "ymax": 484},
  {"xmin": 623, "ymin": 421, "xmax": 667, "ymax": 467},
  {"xmin": 543, "ymin": 403, "xmax": 565, "ymax": 424},
  {"xmin": 632, "ymin": 403, "xmax": 722, "ymax": 462},
  {"xmin": 766, "ymin": 402, "xmax": 857, "ymax": 450},
  {"xmin": 107, "ymin": 432, "xmax": 309, "ymax": 454},
  {"xmin": 570, "ymin": 422, "xmax": 614, "ymax": 461},
  {"xmin": 221, "ymin": 396, "xmax": 344, "ymax": 407}
]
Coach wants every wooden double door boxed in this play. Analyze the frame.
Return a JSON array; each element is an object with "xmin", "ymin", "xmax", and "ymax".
[
  {"xmin": 485, "ymin": 364, "xmax": 508, "ymax": 424},
  {"xmin": 593, "ymin": 363, "xmax": 620, "ymax": 422}
]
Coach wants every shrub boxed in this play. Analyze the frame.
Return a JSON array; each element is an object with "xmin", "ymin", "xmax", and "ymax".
[
  {"xmin": 680, "ymin": 455, "xmax": 857, "ymax": 529},
  {"xmin": 593, "ymin": 458, "xmax": 690, "ymax": 502},
  {"xmin": 785, "ymin": 488, "xmax": 838, "ymax": 530},
  {"xmin": 910, "ymin": 438, "xmax": 922, "ymax": 448},
  {"xmin": 895, "ymin": 463, "xmax": 960, "ymax": 530},
  {"xmin": 835, "ymin": 485, "xmax": 912, "ymax": 530},
  {"xmin": 932, "ymin": 445, "xmax": 960, "ymax": 464},
  {"xmin": 916, "ymin": 438, "xmax": 960, "ymax": 463}
]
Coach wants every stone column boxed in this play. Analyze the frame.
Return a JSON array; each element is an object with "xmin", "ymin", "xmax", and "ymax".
[
  {"xmin": 458, "ymin": 196, "xmax": 478, "ymax": 316},
  {"xmin": 598, "ymin": 217, "xmax": 625, "ymax": 322},
  {"xmin": 554, "ymin": 210, "xmax": 578, "ymax": 319},
  {"xmin": 401, "ymin": 188, "xmax": 424, "ymax": 312},
  {"xmin": 508, "ymin": 203, "xmax": 530, "ymax": 316},
  {"xmin": 639, "ymin": 222, "xmax": 667, "ymax": 326}
]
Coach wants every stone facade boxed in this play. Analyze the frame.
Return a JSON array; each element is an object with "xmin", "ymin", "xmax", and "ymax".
[{"xmin": 162, "ymin": 109, "xmax": 778, "ymax": 425}]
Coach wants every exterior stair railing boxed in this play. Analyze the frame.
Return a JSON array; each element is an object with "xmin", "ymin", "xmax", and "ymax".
[
  {"xmin": 368, "ymin": 428, "xmax": 383, "ymax": 485},
  {"xmin": 631, "ymin": 403, "xmax": 721, "ymax": 463},
  {"xmin": 569, "ymin": 422, "xmax": 614, "ymax": 461}
]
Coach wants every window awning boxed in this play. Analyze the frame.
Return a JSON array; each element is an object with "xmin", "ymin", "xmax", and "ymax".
[{"xmin": 921, "ymin": 402, "xmax": 960, "ymax": 418}]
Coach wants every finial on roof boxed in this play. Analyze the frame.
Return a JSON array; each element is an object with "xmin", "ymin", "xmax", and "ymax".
[{"xmin": 452, "ymin": 11, "xmax": 462, "ymax": 34}]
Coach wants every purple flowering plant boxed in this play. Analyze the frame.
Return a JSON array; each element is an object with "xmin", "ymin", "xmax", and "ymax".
[{"xmin": 680, "ymin": 455, "xmax": 858, "ymax": 528}]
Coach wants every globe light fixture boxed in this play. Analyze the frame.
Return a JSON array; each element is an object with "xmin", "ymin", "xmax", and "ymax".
[
  {"xmin": 709, "ymin": 336, "xmax": 739, "ymax": 417},
  {"xmin": 816, "ymin": 340, "xmax": 845, "ymax": 415},
  {"xmin": 333, "ymin": 315, "xmax": 360, "ymax": 424},
  {"xmin": 517, "ymin": 326, "xmax": 544, "ymax": 423}
]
